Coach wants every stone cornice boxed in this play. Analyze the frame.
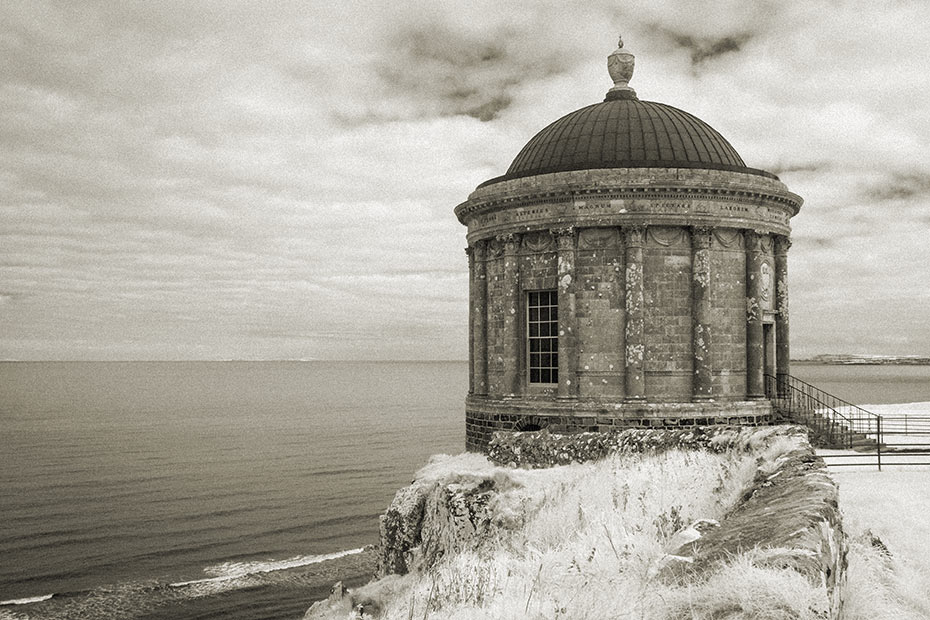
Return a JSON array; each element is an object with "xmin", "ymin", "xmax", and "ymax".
[{"xmin": 454, "ymin": 168, "xmax": 802, "ymax": 224}]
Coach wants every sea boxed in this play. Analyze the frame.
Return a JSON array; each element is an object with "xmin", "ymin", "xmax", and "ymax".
[{"xmin": 1, "ymin": 360, "xmax": 929, "ymax": 620}]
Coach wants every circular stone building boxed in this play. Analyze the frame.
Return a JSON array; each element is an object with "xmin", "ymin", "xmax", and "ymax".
[{"xmin": 456, "ymin": 38, "xmax": 803, "ymax": 451}]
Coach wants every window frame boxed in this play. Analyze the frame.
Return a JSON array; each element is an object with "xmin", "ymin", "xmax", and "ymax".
[{"xmin": 526, "ymin": 289, "xmax": 559, "ymax": 386}]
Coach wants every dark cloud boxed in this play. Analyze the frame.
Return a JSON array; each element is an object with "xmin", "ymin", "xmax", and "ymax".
[
  {"xmin": 768, "ymin": 161, "xmax": 830, "ymax": 175},
  {"xmin": 648, "ymin": 24, "xmax": 753, "ymax": 67},
  {"xmin": 864, "ymin": 172, "xmax": 930, "ymax": 201},
  {"xmin": 369, "ymin": 22, "xmax": 575, "ymax": 122}
]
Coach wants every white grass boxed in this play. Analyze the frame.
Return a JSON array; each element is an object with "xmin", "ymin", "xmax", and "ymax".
[
  {"xmin": 829, "ymin": 469, "xmax": 930, "ymax": 620},
  {"xmin": 344, "ymin": 441, "xmax": 838, "ymax": 620}
]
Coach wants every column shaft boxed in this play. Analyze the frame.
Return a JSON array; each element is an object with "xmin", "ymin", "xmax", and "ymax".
[
  {"xmin": 691, "ymin": 227, "xmax": 713, "ymax": 400},
  {"xmin": 501, "ymin": 234, "xmax": 522, "ymax": 396},
  {"xmin": 466, "ymin": 245, "xmax": 475, "ymax": 394},
  {"xmin": 473, "ymin": 241, "xmax": 488, "ymax": 395},
  {"xmin": 775, "ymin": 236, "xmax": 791, "ymax": 392},
  {"xmin": 554, "ymin": 227, "xmax": 577, "ymax": 398},
  {"xmin": 624, "ymin": 226, "xmax": 646, "ymax": 400},
  {"xmin": 745, "ymin": 231, "xmax": 765, "ymax": 398}
]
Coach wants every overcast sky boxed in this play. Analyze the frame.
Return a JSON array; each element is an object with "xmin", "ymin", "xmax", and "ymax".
[{"xmin": 1, "ymin": 0, "xmax": 928, "ymax": 361}]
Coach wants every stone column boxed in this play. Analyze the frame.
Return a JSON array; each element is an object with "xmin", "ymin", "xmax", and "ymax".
[
  {"xmin": 466, "ymin": 245, "xmax": 475, "ymax": 395},
  {"xmin": 501, "ymin": 233, "xmax": 522, "ymax": 396},
  {"xmin": 553, "ymin": 227, "xmax": 577, "ymax": 398},
  {"xmin": 745, "ymin": 230, "xmax": 765, "ymax": 399},
  {"xmin": 775, "ymin": 235, "xmax": 791, "ymax": 394},
  {"xmin": 691, "ymin": 226, "xmax": 713, "ymax": 400},
  {"xmin": 473, "ymin": 240, "xmax": 488, "ymax": 396},
  {"xmin": 624, "ymin": 226, "xmax": 646, "ymax": 400}
]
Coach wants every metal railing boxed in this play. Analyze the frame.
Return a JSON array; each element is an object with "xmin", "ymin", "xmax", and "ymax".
[
  {"xmin": 766, "ymin": 373, "xmax": 930, "ymax": 470},
  {"xmin": 764, "ymin": 373, "xmax": 882, "ymax": 449}
]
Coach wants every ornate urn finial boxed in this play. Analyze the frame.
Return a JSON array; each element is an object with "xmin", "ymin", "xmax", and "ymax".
[{"xmin": 606, "ymin": 34, "xmax": 637, "ymax": 100}]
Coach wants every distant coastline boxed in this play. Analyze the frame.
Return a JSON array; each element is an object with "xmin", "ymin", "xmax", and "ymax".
[{"xmin": 794, "ymin": 354, "xmax": 930, "ymax": 366}]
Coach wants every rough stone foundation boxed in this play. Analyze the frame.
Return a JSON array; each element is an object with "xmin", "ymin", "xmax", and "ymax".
[{"xmin": 466, "ymin": 397, "xmax": 774, "ymax": 451}]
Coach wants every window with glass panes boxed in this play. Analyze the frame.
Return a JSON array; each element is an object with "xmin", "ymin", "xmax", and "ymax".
[{"xmin": 527, "ymin": 290, "xmax": 558, "ymax": 384}]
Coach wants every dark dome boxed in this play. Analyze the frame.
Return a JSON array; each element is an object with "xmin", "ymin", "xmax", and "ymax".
[{"xmin": 482, "ymin": 97, "xmax": 773, "ymax": 186}]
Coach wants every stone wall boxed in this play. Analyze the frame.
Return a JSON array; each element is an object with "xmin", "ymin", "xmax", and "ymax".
[
  {"xmin": 643, "ymin": 226, "xmax": 692, "ymax": 400},
  {"xmin": 664, "ymin": 437, "xmax": 847, "ymax": 618},
  {"xmin": 575, "ymin": 228, "xmax": 625, "ymax": 398},
  {"xmin": 465, "ymin": 397, "xmax": 774, "ymax": 454},
  {"xmin": 709, "ymin": 230, "xmax": 748, "ymax": 396}
]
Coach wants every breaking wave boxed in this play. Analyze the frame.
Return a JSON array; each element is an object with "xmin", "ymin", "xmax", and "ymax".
[
  {"xmin": 169, "ymin": 547, "xmax": 367, "ymax": 587},
  {"xmin": 0, "ymin": 546, "xmax": 374, "ymax": 619}
]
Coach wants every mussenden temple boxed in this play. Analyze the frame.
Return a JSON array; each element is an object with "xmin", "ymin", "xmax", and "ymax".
[{"xmin": 456, "ymin": 38, "xmax": 802, "ymax": 451}]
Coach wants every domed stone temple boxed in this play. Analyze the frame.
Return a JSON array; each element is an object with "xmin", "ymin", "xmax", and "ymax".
[{"xmin": 456, "ymin": 38, "xmax": 803, "ymax": 452}]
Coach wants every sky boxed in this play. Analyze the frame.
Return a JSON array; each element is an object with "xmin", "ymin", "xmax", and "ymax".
[{"xmin": 1, "ymin": 0, "xmax": 928, "ymax": 361}]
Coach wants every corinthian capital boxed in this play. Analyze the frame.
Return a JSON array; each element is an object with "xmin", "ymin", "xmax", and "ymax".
[
  {"xmin": 496, "ymin": 232, "xmax": 520, "ymax": 253},
  {"xmin": 744, "ymin": 229, "xmax": 763, "ymax": 253},
  {"xmin": 691, "ymin": 226, "xmax": 713, "ymax": 250},
  {"xmin": 624, "ymin": 225, "xmax": 646, "ymax": 248},
  {"xmin": 550, "ymin": 226, "xmax": 575, "ymax": 250},
  {"xmin": 775, "ymin": 235, "xmax": 793, "ymax": 256}
]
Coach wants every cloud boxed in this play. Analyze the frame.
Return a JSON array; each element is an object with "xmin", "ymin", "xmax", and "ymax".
[
  {"xmin": 648, "ymin": 25, "xmax": 754, "ymax": 67},
  {"xmin": 864, "ymin": 171, "xmax": 930, "ymax": 202},
  {"xmin": 0, "ymin": 0, "xmax": 929, "ymax": 359}
]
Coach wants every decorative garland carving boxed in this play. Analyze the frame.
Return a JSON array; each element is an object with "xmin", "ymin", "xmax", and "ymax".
[
  {"xmin": 647, "ymin": 226, "xmax": 687, "ymax": 247},
  {"xmin": 578, "ymin": 227, "xmax": 619, "ymax": 249},
  {"xmin": 712, "ymin": 228, "xmax": 743, "ymax": 249},
  {"xmin": 522, "ymin": 231, "xmax": 555, "ymax": 252}
]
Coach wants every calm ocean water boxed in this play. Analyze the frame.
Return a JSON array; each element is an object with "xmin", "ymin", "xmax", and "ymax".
[
  {"xmin": 0, "ymin": 362, "xmax": 464, "ymax": 620},
  {"xmin": 1, "ymin": 361, "xmax": 928, "ymax": 619}
]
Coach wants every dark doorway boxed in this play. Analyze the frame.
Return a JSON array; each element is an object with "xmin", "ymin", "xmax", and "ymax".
[{"xmin": 763, "ymin": 322, "xmax": 776, "ymax": 378}]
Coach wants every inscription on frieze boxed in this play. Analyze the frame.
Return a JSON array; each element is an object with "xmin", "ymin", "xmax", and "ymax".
[
  {"xmin": 575, "ymin": 200, "xmax": 612, "ymax": 212},
  {"xmin": 466, "ymin": 192, "xmax": 792, "ymax": 235},
  {"xmin": 512, "ymin": 206, "xmax": 552, "ymax": 221}
]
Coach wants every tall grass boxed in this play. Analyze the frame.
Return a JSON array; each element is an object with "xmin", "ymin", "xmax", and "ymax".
[
  {"xmin": 842, "ymin": 533, "xmax": 930, "ymax": 620},
  {"xmin": 346, "ymin": 444, "xmax": 832, "ymax": 620}
]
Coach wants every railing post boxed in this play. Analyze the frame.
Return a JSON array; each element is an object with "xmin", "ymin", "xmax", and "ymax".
[{"xmin": 877, "ymin": 416, "xmax": 882, "ymax": 471}]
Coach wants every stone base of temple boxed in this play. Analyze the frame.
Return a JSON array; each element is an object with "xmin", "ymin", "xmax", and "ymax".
[{"xmin": 465, "ymin": 395, "xmax": 775, "ymax": 452}]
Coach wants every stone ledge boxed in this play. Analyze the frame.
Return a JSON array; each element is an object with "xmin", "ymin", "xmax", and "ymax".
[{"xmin": 663, "ymin": 443, "xmax": 847, "ymax": 618}]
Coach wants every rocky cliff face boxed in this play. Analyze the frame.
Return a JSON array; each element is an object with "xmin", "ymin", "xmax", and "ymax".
[{"xmin": 376, "ymin": 474, "xmax": 497, "ymax": 578}]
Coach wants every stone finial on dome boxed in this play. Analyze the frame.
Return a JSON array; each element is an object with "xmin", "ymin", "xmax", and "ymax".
[{"xmin": 606, "ymin": 35, "xmax": 637, "ymax": 100}]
